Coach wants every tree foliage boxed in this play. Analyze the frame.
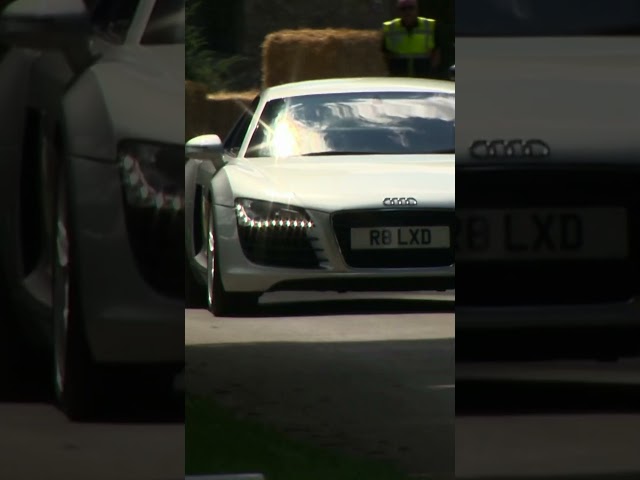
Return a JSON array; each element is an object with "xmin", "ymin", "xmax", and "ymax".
[{"xmin": 186, "ymin": 0, "xmax": 253, "ymax": 91}]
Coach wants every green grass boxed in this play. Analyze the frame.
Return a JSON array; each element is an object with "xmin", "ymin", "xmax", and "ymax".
[{"xmin": 186, "ymin": 394, "xmax": 411, "ymax": 480}]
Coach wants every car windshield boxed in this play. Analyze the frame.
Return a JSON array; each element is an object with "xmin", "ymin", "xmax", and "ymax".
[
  {"xmin": 245, "ymin": 91, "xmax": 455, "ymax": 158},
  {"xmin": 457, "ymin": 0, "xmax": 640, "ymax": 36},
  {"xmin": 141, "ymin": 0, "xmax": 185, "ymax": 45}
]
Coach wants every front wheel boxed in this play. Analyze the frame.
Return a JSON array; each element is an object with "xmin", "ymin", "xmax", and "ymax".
[
  {"xmin": 185, "ymin": 255, "xmax": 207, "ymax": 308},
  {"xmin": 206, "ymin": 204, "xmax": 259, "ymax": 317}
]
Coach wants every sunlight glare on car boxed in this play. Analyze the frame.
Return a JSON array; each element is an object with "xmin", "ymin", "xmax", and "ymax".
[
  {"xmin": 271, "ymin": 116, "xmax": 298, "ymax": 157},
  {"xmin": 270, "ymin": 111, "xmax": 327, "ymax": 158}
]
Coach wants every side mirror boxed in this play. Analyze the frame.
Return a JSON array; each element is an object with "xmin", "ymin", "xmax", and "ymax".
[
  {"xmin": 0, "ymin": 0, "xmax": 91, "ymax": 48},
  {"xmin": 186, "ymin": 134, "xmax": 226, "ymax": 170}
]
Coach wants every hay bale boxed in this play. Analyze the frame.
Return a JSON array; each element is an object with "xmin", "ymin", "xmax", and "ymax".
[
  {"xmin": 203, "ymin": 91, "xmax": 258, "ymax": 141},
  {"xmin": 185, "ymin": 84, "xmax": 258, "ymax": 141},
  {"xmin": 262, "ymin": 29, "xmax": 387, "ymax": 88}
]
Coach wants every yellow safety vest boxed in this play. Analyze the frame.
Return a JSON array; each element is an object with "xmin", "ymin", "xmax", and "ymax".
[{"xmin": 383, "ymin": 17, "xmax": 436, "ymax": 76}]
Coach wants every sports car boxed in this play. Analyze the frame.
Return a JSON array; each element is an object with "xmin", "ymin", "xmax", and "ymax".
[
  {"xmin": 0, "ymin": 0, "xmax": 184, "ymax": 418},
  {"xmin": 185, "ymin": 77, "xmax": 455, "ymax": 316},
  {"xmin": 455, "ymin": 0, "xmax": 640, "ymax": 359}
]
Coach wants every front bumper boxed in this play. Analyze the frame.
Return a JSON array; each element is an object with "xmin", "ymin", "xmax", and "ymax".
[
  {"xmin": 69, "ymin": 155, "xmax": 183, "ymax": 364},
  {"xmin": 456, "ymin": 165, "xmax": 640, "ymax": 331},
  {"xmin": 214, "ymin": 204, "xmax": 455, "ymax": 293}
]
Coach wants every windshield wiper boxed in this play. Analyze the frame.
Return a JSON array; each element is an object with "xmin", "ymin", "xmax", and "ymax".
[
  {"xmin": 301, "ymin": 149, "xmax": 455, "ymax": 156},
  {"xmin": 427, "ymin": 148, "xmax": 455, "ymax": 154},
  {"xmin": 300, "ymin": 151, "xmax": 383, "ymax": 156}
]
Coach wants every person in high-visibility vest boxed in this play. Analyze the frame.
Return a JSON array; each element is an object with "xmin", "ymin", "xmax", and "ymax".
[{"xmin": 381, "ymin": 0, "xmax": 441, "ymax": 78}]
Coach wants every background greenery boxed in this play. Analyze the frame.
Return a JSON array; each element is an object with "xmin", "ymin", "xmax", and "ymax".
[
  {"xmin": 186, "ymin": 394, "xmax": 410, "ymax": 480},
  {"xmin": 186, "ymin": 0, "xmax": 454, "ymax": 93},
  {"xmin": 186, "ymin": 0, "xmax": 257, "ymax": 91}
]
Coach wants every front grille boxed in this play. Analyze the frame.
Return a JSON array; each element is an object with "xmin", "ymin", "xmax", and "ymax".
[
  {"xmin": 456, "ymin": 167, "xmax": 640, "ymax": 306},
  {"xmin": 238, "ymin": 224, "xmax": 322, "ymax": 268},
  {"xmin": 332, "ymin": 209, "xmax": 455, "ymax": 268}
]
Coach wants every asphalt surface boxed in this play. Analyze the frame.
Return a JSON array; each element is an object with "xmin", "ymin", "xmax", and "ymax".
[
  {"xmin": 456, "ymin": 358, "xmax": 640, "ymax": 480},
  {"xmin": 185, "ymin": 291, "xmax": 455, "ymax": 479},
  {"xmin": 0, "ymin": 302, "xmax": 184, "ymax": 480}
]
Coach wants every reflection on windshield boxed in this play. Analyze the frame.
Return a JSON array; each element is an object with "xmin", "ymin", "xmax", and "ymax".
[
  {"xmin": 246, "ymin": 92, "xmax": 455, "ymax": 158},
  {"xmin": 142, "ymin": 0, "xmax": 185, "ymax": 45},
  {"xmin": 457, "ymin": 0, "xmax": 640, "ymax": 36}
]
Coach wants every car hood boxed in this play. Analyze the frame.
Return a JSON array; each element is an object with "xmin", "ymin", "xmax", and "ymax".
[
  {"xmin": 456, "ymin": 36, "xmax": 640, "ymax": 166},
  {"xmin": 224, "ymin": 154, "xmax": 454, "ymax": 211}
]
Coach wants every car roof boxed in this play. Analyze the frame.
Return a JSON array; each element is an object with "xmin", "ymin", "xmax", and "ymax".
[{"xmin": 260, "ymin": 77, "xmax": 455, "ymax": 101}]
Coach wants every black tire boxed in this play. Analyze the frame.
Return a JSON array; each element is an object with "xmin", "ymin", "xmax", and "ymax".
[
  {"xmin": 185, "ymin": 254, "xmax": 207, "ymax": 308},
  {"xmin": 206, "ymin": 203, "xmax": 259, "ymax": 317},
  {"xmin": 52, "ymin": 162, "xmax": 104, "ymax": 421}
]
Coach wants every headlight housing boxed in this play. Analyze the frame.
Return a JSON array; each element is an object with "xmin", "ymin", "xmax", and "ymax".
[
  {"xmin": 119, "ymin": 140, "xmax": 184, "ymax": 211},
  {"xmin": 117, "ymin": 141, "xmax": 184, "ymax": 297},
  {"xmin": 234, "ymin": 198, "xmax": 320, "ymax": 268},
  {"xmin": 235, "ymin": 198, "xmax": 314, "ymax": 229}
]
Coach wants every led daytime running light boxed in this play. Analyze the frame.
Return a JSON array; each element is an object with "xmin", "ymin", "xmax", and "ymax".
[
  {"xmin": 121, "ymin": 153, "xmax": 183, "ymax": 211},
  {"xmin": 235, "ymin": 203, "xmax": 314, "ymax": 229}
]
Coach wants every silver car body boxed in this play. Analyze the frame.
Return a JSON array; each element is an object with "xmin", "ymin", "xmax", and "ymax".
[
  {"xmin": 456, "ymin": 3, "xmax": 640, "ymax": 332},
  {"xmin": 0, "ymin": 0, "xmax": 184, "ymax": 363},
  {"xmin": 186, "ymin": 77, "xmax": 455, "ymax": 299}
]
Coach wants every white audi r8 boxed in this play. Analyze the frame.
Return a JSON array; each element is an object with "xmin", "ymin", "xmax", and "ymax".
[
  {"xmin": 1, "ymin": 0, "xmax": 184, "ymax": 419},
  {"xmin": 185, "ymin": 77, "xmax": 455, "ymax": 316},
  {"xmin": 456, "ymin": 0, "xmax": 640, "ymax": 359}
]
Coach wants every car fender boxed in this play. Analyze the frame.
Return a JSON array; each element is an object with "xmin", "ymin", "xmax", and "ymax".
[
  {"xmin": 60, "ymin": 67, "xmax": 115, "ymax": 161},
  {"xmin": 61, "ymin": 57, "xmax": 184, "ymax": 162},
  {"xmin": 90, "ymin": 54, "xmax": 184, "ymax": 146},
  {"xmin": 210, "ymin": 163, "xmax": 236, "ymax": 208},
  {"xmin": 185, "ymin": 157, "xmax": 202, "ymax": 259}
]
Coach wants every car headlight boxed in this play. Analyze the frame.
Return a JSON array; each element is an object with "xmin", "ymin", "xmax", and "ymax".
[
  {"xmin": 119, "ymin": 140, "xmax": 184, "ymax": 211},
  {"xmin": 234, "ymin": 198, "xmax": 314, "ymax": 229}
]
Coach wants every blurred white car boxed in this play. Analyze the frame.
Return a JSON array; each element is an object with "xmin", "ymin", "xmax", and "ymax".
[
  {"xmin": 185, "ymin": 77, "xmax": 455, "ymax": 316},
  {"xmin": 456, "ymin": 0, "xmax": 640, "ymax": 358},
  {"xmin": 0, "ymin": 0, "xmax": 184, "ymax": 418}
]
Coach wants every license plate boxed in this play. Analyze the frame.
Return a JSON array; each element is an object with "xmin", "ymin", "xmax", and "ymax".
[
  {"xmin": 456, "ymin": 207, "xmax": 628, "ymax": 261},
  {"xmin": 350, "ymin": 226, "xmax": 450, "ymax": 250}
]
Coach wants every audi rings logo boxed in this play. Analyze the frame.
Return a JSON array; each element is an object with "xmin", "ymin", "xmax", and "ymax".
[
  {"xmin": 383, "ymin": 197, "xmax": 418, "ymax": 206},
  {"xmin": 470, "ymin": 139, "xmax": 550, "ymax": 159}
]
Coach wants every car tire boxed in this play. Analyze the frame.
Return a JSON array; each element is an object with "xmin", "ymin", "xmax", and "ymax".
[
  {"xmin": 185, "ymin": 255, "xmax": 207, "ymax": 308},
  {"xmin": 206, "ymin": 204, "xmax": 259, "ymax": 317},
  {"xmin": 52, "ymin": 162, "xmax": 103, "ymax": 421}
]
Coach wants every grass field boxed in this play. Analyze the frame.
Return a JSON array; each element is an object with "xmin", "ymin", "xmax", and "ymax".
[{"xmin": 186, "ymin": 394, "xmax": 411, "ymax": 480}]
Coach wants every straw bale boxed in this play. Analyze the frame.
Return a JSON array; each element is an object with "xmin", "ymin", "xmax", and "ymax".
[{"xmin": 262, "ymin": 29, "xmax": 387, "ymax": 88}]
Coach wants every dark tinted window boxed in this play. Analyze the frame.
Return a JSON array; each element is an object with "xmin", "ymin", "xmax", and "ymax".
[
  {"xmin": 141, "ymin": 0, "xmax": 185, "ymax": 45},
  {"xmin": 246, "ymin": 91, "xmax": 455, "ymax": 158},
  {"xmin": 83, "ymin": 0, "xmax": 99, "ymax": 10},
  {"xmin": 457, "ymin": 0, "xmax": 640, "ymax": 36},
  {"xmin": 91, "ymin": 0, "xmax": 140, "ymax": 43},
  {"xmin": 223, "ymin": 96, "xmax": 260, "ymax": 156}
]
